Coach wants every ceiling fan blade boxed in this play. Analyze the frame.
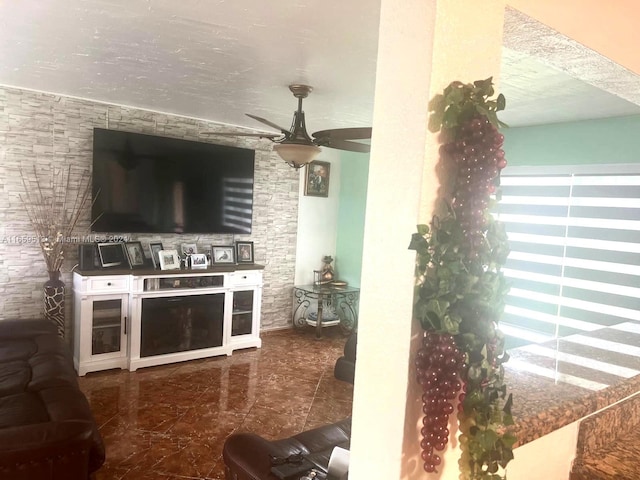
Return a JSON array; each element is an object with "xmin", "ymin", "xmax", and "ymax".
[
  {"xmin": 312, "ymin": 127, "xmax": 372, "ymax": 141},
  {"xmin": 318, "ymin": 138, "xmax": 371, "ymax": 153},
  {"xmin": 246, "ymin": 113, "xmax": 291, "ymax": 136},
  {"xmin": 200, "ymin": 131, "xmax": 281, "ymax": 139}
]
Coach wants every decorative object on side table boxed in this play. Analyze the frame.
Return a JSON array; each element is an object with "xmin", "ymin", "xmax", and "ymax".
[
  {"xmin": 314, "ymin": 255, "xmax": 335, "ymax": 285},
  {"xmin": 20, "ymin": 165, "xmax": 93, "ymax": 338},
  {"xmin": 212, "ymin": 245, "xmax": 235, "ymax": 264},
  {"xmin": 304, "ymin": 160, "xmax": 330, "ymax": 197},
  {"xmin": 320, "ymin": 255, "xmax": 334, "ymax": 283},
  {"xmin": 235, "ymin": 241, "xmax": 254, "ymax": 264}
]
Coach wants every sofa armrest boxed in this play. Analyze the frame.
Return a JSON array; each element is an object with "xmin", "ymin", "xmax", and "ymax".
[
  {"xmin": 223, "ymin": 418, "xmax": 352, "ymax": 480},
  {"xmin": 0, "ymin": 318, "xmax": 58, "ymax": 339},
  {"xmin": 0, "ymin": 420, "xmax": 94, "ymax": 480},
  {"xmin": 223, "ymin": 432, "xmax": 285, "ymax": 480}
]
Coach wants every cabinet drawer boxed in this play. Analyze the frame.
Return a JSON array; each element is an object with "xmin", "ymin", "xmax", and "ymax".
[
  {"xmin": 227, "ymin": 271, "xmax": 261, "ymax": 286},
  {"xmin": 88, "ymin": 277, "xmax": 129, "ymax": 292}
]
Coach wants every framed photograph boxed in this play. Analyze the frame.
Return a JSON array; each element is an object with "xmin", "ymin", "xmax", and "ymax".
[
  {"xmin": 181, "ymin": 243, "xmax": 198, "ymax": 255},
  {"xmin": 304, "ymin": 160, "xmax": 330, "ymax": 197},
  {"xmin": 149, "ymin": 242, "xmax": 164, "ymax": 269},
  {"xmin": 235, "ymin": 241, "xmax": 254, "ymax": 264},
  {"xmin": 190, "ymin": 253, "xmax": 208, "ymax": 269},
  {"xmin": 158, "ymin": 249, "xmax": 181, "ymax": 270},
  {"xmin": 124, "ymin": 241, "xmax": 146, "ymax": 269},
  {"xmin": 97, "ymin": 242, "xmax": 126, "ymax": 268},
  {"xmin": 212, "ymin": 245, "xmax": 235, "ymax": 264}
]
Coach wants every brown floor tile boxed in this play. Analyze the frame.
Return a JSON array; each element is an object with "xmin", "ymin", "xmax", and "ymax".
[
  {"xmin": 79, "ymin": 327, "xmax": 354, "ymax": 479},
  {"xmin": 239, "ymin": 404, "xmax": 309, "ymax": 440}
]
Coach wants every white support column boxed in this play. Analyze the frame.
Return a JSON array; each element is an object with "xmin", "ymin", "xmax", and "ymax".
[{"xmin": 350, "ymin": 1, "xmax": 507, "ymax": 479}]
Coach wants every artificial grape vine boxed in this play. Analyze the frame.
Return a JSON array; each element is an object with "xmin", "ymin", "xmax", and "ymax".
[
  {"xmin": 409, "ymin": 78, "xmax": 516, "ymax": 479},
  {"xmin": 416, "ymin": 332, "xmax": 465, "ymax": 472}
]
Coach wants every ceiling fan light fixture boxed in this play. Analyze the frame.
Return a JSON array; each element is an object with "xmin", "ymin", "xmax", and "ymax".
[{"xmin": 273, "ymin": 143, "xmax": 321, "ymax": 169}]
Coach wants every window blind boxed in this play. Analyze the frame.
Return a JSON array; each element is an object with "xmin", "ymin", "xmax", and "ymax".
[{"xmin": 496, "ymin": 165, "xmax": 640, "ymax": 348}]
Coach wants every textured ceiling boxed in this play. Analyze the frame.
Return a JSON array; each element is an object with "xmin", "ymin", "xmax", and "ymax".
[
  {"xmin": 500, "ymin": 8, "xmax": 640, "ymax": 127},
  {"xmin": 0, "ymin": 1, "xmax": 638, "ymax": 133}
]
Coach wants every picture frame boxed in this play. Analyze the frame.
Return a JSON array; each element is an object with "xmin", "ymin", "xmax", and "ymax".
[
  {"xmin": 304, "ymin": 160, "xmax": 330, "ymax": 197},
  {"xmin": 211, "ymin": 245, "xmax": 235, "ymax": 264},
  {"xmin": 190, "ymin": 253, "xmax": 208, "ymax": 269},
  {"xmin": 180, "ymin": 243, "xmax": 198, "ymax": 255},
  {"xmin": 235, "ymin": 241, "xmax": 254, "ymax": 264},
  {"xmin": 97, "ymin": 242, "xmax": 127, "ymax": 268},
  {"xmin": 158, "ymin": 249, "xmax": 181, "ymax": 270},
  {"xmin": 124, "ymin": 241, "xmax": 146, "ymax": 269},
  {"xmin": 149, "ymin": 242, "xmax": 164, "ymax": 269},
  {"xmin": 78, "ymin": 243, "xmax": 102, "ymax": 271}
]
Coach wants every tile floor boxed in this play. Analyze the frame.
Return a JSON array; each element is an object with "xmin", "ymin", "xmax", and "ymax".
[
  {"xmin": 78, "ymin": 328, "xmax": 354, "ymax": 480},
  {"xmin": 79, "ymin": 321, "xmax": 640, "ymax": 479}
]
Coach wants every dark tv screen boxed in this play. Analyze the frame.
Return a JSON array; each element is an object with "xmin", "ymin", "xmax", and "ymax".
[{"xmin": 91, "ymin": 128, "xmax": 255, "ymax": 234}]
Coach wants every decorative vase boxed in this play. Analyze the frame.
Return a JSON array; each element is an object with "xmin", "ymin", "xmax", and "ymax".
[{"xmin": 44, "ymin": 270, "xmax": 65, "ymax": 338}]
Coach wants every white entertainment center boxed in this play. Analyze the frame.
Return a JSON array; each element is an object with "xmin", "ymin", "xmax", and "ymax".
[{"xmin": 72, "ymin": 266, "xmax": 263, "ymax": 376}]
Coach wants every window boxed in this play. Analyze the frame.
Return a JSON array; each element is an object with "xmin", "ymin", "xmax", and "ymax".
[{"xmin": 496, "ymin": 164, "xmax": 640, "ymax": 349}]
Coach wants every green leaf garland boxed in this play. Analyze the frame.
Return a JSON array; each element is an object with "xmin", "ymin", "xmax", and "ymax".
[{"xmin": 411, "ymin": 78, "xmax": 515, "ymax": 479}]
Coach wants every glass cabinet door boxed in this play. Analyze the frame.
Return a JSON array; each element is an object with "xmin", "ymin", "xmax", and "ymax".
[
  {"xmin": 139, "ymin": 293, "xmax": 225, "ymax": 358},
  {"xmin": 92, "ymin": 299, "xmax": 124, "ymax": 356},
  {"xmin": 232, "ymin": 290, "xmax": 254, "ymax": 336}
]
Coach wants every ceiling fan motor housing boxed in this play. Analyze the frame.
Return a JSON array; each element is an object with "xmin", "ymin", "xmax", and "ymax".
[{"xmin": 288, "ymin": 84, "xmax": 312, "ymax": 99}]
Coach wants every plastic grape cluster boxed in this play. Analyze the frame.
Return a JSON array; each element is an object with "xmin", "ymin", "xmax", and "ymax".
[
  {"xmin": 444, "ymin": 116, "xmax": 507, "ymax": 253},
  {"xmin": 415, "ymin": 332, "xmax": 467, "ymax": 473}
]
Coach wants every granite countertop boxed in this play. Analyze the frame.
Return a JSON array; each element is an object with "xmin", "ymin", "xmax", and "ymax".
[{"xmin": 504, "ymin": 322, "xmax": 640, "ymax": 446}]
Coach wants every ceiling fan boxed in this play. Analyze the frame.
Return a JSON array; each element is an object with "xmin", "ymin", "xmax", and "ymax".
[{"xmin": 202, "ymin": 84, "xmax": 372, "ymax": 168}]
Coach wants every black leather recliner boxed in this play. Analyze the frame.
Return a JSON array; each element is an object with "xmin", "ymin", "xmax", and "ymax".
[
  {"xmin": 223, "ymin": 417, "xmax": 351, "ymax": 480},
  {"xmin": 333, "ymin": 332, "xmax": 356, "ymax": 384}
]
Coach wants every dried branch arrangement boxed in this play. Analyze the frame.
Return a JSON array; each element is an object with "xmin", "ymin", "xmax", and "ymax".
[{"xmin": 20, "ymin": 165, "xmax": 93, "ymax": 272}]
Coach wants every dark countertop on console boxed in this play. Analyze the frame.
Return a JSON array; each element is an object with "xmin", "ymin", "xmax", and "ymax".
[{"xmin": 74, "ymin": 264, "xmax": 265, "ymax": 276}]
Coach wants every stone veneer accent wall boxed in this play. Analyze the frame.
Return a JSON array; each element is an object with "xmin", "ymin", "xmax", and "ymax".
[{"xmin": 0, "ymin": 85, "xmax": 299, "ymax": 336}]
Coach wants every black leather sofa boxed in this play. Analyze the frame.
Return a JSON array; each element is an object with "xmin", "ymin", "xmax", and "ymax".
[
  {"xmin": 0, "ymin": 318, "xmax": 105, "ymax": 479},
  {"xmin": 223, "ymin": 417, "xmax": 351, "ymax": 480}
]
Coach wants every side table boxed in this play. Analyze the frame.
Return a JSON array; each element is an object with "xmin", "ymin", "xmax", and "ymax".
[{"xmin": 292, "ymin": 284, "xmax": 360, "ymax": 338}]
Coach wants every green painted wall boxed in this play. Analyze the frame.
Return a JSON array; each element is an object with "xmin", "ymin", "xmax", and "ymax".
[
  {"xmin": 335, "ymin": 152, "xmax": 370, "ymax": 288},
  {"xmin": 332, "ymin": 114, "xmax": 640, "ymax": 285},
  {"xmin": 503, "ymin": 114, "xmax": 640, "ymax": 166}
]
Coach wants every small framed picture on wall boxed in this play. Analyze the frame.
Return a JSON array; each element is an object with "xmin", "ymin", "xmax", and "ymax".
[
  {"xmin": 304, "ymin": 160, "xmax": 330, "ymax": 197},
  {"xmin": 235, "ymin": 241, "xmax": 254, "ymax": 264}
]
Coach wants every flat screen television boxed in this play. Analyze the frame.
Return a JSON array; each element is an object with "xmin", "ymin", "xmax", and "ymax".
[{"xmin": 91, "ymin": 128, "xmax": 255, "ymax": 234}]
